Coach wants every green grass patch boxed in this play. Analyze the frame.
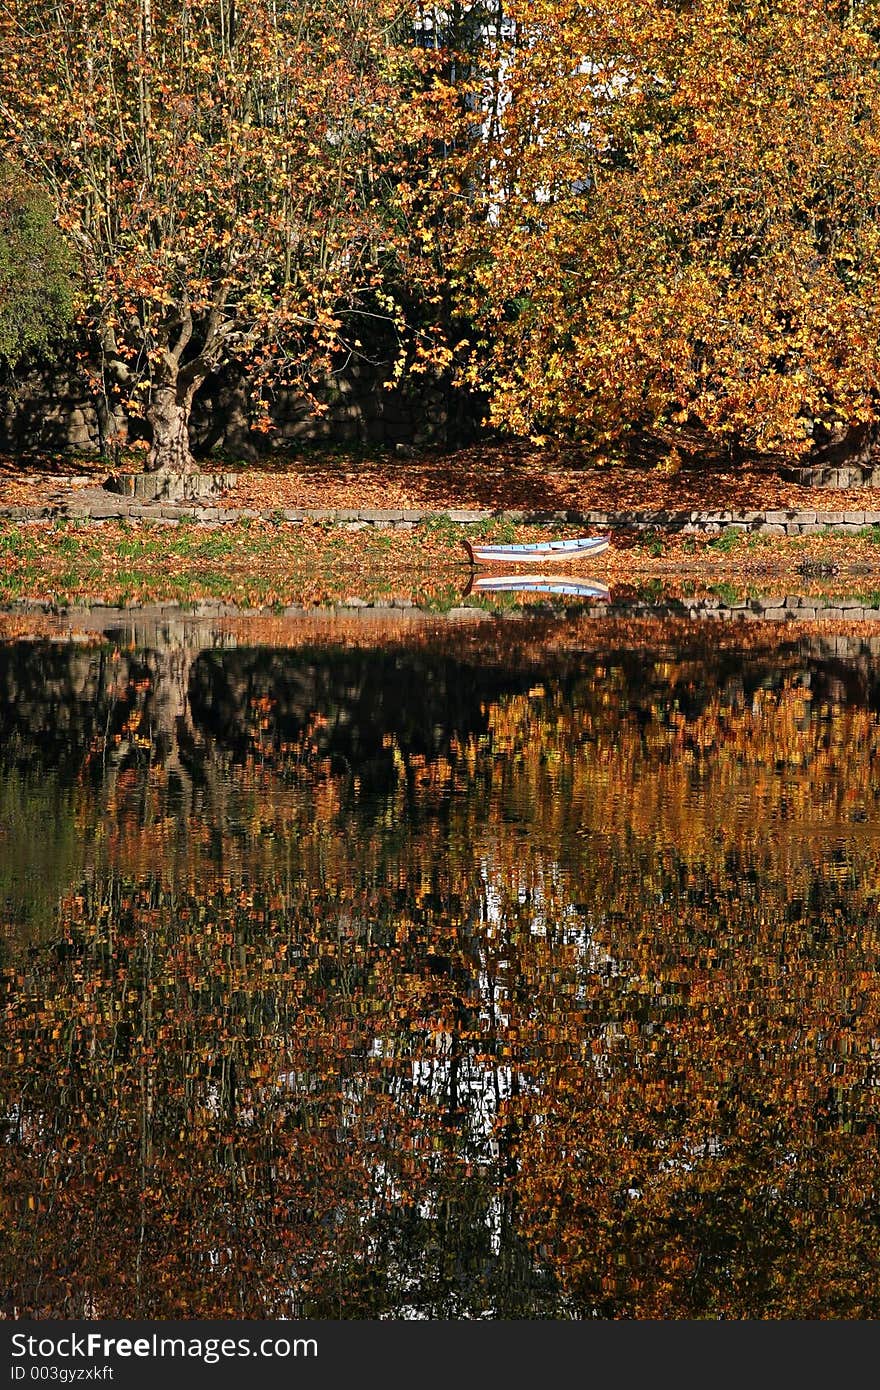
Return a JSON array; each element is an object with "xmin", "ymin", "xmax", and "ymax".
[
  {"xmin": 633, "ymin": 578, "xmax": 664, "ymax": 599},
  {"xmin": 415, "ymin": 582, "xmax": 465, "ymax": 613},
  {"xmin": 56, "ymin": 531, "xmax": 86, "ymax": 558},
  {"xmin": 367, "ymin": 530, "xmax": 395, "ymax": 552},
  {"xmin": 420, "ymin": 513, "xmax": 467, "ymax": 542},
  {"xmin": 635, "ymin": 528, "xmax": 664, "ymax": 557},
  {"xmin": 0, "ymin": 526, "xmax": 37, "ymax": 559},
  {"xmin": 711, "ymin": 581, "xmax": 743, "ymax": 606},
  {"xmin": 708, "ymin": 527, "xmax": 744, "ymax": 553},
  {"xmin": 484, "ymin": 516, "xmax": 520, "ymax": 544},
  {"xmin": 188, "ymin": 530, "xmax": 238, "ymax": 561}
]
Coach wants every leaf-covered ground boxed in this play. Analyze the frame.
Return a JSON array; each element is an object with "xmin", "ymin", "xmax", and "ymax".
[
  {"xmin": 3, "ymin": 440, "xmax": 880, "ymax": 514},
  {"xmin": 224, "ymin": 442, "xmax": 880, "ymax": 516}
]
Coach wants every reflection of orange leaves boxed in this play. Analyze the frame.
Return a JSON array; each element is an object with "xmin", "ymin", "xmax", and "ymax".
[{"xmin": 6, "ymin": 633, "xmax": 880, "ymax": 1317}]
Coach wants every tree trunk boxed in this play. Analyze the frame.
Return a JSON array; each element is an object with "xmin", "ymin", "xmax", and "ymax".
[
  {"xmin": 146, "ymin": 382, "xmax": 197, "ymax": 472},
  {"xmin": 781, "ymin": 420, "xmax": 880, "ymax": 487}
]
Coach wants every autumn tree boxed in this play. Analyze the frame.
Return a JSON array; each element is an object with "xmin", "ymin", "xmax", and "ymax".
[
  {"xmin": 0, "ymin": 0, "xmax": 437, "ymax": 472},
  {"xmin": 455, "ymin": 0, "xmax": 880, "ymax": 463},
  {"xmin": 0, "ymin": 162, "xmax": 75, "ymax": 371}
]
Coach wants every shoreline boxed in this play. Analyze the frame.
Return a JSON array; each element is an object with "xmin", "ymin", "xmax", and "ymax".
[
  {"xmin": 4, "ymin": 446, "xmax": 880, "ymax": 608},
  {"xmin": 2, "ymin": 510, "xmax": 880, "ymax": 614},
  {"xmin": 3, "ymin": 511, "xmax": 880, "ymax": 604}
]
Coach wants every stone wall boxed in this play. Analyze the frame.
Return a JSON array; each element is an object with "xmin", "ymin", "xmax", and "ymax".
[
  {"xmin": 190, "ymin": 360, "xmax": 476, "ymax": 455},
  {"xmin": 0, "ymin": 360, "xmax": 101, "ymax": 454},
  {"xmin": 0, "ymin": 355, "xmax": 480, "ymax": 457},
  {"xmin": 4, "ymin": 494, "xmax": 880, "ymax": 537}
]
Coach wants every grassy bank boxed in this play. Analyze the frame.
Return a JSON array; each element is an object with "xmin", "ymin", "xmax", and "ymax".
[{"xmin": 2, "ymin": 514, "xmax": 880, "ymax": 611}]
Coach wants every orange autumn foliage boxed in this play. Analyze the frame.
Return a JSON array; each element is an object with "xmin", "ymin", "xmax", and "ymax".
[
  {"xmin": 455, "ymin": 0, "xmax": 880, "ymax": 460},
  {"xmin": 0, "ymin": 0, "xmax": 445, "ymax": 471}
]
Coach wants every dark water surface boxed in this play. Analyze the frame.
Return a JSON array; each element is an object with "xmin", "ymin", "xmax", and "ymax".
[{"xmin": 2, "ymin": 602, "xmax": 880, "ymax": 1318}]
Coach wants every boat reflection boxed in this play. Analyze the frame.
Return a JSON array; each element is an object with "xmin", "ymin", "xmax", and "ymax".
[{"xmin": 463, "ymin": 572, "xmax": 611, "ymax": 599}]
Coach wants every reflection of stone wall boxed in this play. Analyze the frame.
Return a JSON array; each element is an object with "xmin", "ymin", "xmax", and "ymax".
[{"xmin": 0, "ymin": 355, "xmax": 479, "ymax": 456}]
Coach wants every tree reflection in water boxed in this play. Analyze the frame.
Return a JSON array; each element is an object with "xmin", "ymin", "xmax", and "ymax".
[{"xmin": 2, "ymin": 613, "xmax": 880, "ymax": 1318}]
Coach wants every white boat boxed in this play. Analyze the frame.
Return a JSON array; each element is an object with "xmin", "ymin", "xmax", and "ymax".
[{"xmin": 463, "ymin": 535, "xmax": 610, "ymax": 566}]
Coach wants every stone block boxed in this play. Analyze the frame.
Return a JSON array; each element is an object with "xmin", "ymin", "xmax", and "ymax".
[
  {"xmin": 445, "ymin": 508, "xmax": 491, "ymax": 523},
  {"xmin": 87, "ymin": 497, "xmax": 128, "ymax": 520}
]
